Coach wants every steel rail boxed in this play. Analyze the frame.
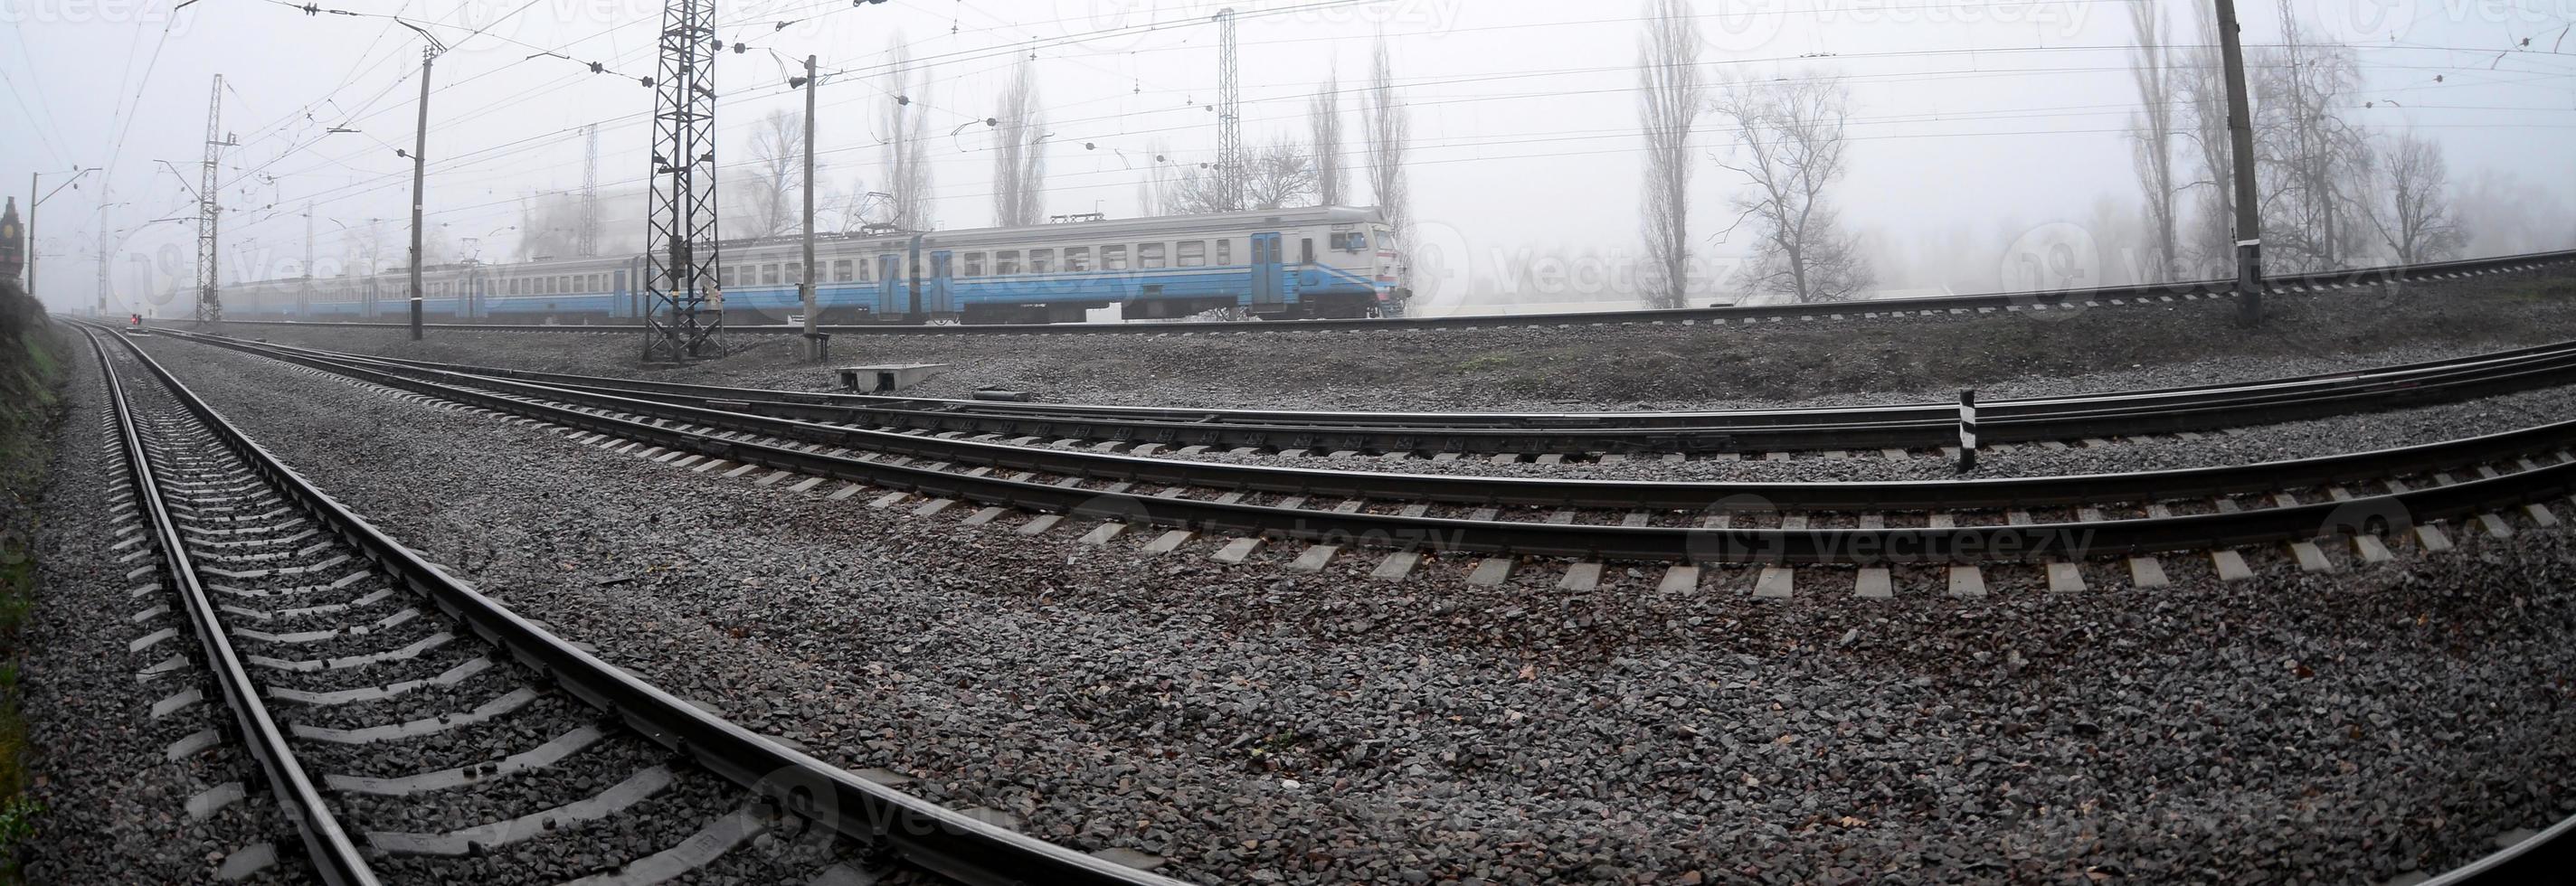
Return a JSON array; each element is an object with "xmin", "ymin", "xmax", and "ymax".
[
  {"xmin": 152, "ymin": 329, "xmax": 2576, "ymax": 563},
  {"xmin": 84, "ymin": 328, "xmax": 384, "ymax": 886},
  {"xmin": 89, "ymin": 324, "xmax": 1197, "ymax": 886},
  {"xmin": 175, "ymin": 330, "xmax": 2576, "ymax": 512},
  {"xmin": 2419, "ymin": 811, "xmax": 2576, "ymax": 885},
  {"xmin": 201, "ymin": 332, "xmax": 2576, "ymax": 454},
  {"xmin": 175, "ymin": 248, "xmax": 2574, "ymax": 336}
]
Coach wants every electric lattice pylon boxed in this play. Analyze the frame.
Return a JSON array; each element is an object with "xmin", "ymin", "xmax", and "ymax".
[
  {"xmin": 1215, "ymin": 7, "xmax": 1244, "ymax": 212},
  {"xmin": 196, "ymin": 75, "xmax": 226, "ymax": 322},
  {"xmin": 579, "ymin": 123, "xmax": 601, "ymax": 257},
  {"xmin": 640, "ymin": 0, "xmax": 724, "ymax": 363}
]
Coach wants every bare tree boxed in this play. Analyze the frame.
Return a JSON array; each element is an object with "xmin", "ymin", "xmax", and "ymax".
[
  {"xmin": 1310, "ymin": 68, "xmax": 1347, "ymax": 206},
  {"xmin": 991, "ymin": 58, "xmax": 1047, "ymax": 227},
  {"xmin": 2126, "ymin": 0, "xmax": 2180, "ymax": 283},
  {"xmin": 2254, "ymin": 4, "xmax": 2371, "ymax": 271},
  {"xmin": 2175, "ymin": 3, "xmax": 2239, "ymax": 278},
  {"xmin": 516, "ymin": 193, "xmax": 583, "ymax": 259},
  {"xmin": 743, "ymin": 108, "xmax": 804, "ymax": 239},
  {"xmin": 881, "ymin": 37, "xmax": 934, "ymax": 231},
  {"xmin": 1361, "ymin": 36, "xmax": 1410, "ymax": 244},
  {"xmin": 829, "ymin": 175, "xmax": 879, "ymax": 233},
  {"xmin": 1244, "ymin": 137, "xmax": 1318, "ymax": 210},
  {"xmin": 1160, "ymin": 161, "xmax": 1239, "ymax": 215},
  {"xmin": 1636, "ymin": 0, "xmax": 1702, "ymax": 309},
  {"xmin": 1710, "ymin": 72, "xmax": 1873, "ymax": 303},
  {"xmin": 2362, "ymin": 133, "xmax": 2464, "ymax": 264}
]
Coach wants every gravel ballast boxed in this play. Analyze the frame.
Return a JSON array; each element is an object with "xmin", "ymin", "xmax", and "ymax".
[
  {"xmin": 128, "ymin": 332, "xmax": 2576, "ymax": 885},
  {"xmin": 186, "ymin": 270, "xmax": 2576, "ymax": 413},
  {"xmin": 19, "ymin": 350, "xmax": 305, "ymax": 885}
]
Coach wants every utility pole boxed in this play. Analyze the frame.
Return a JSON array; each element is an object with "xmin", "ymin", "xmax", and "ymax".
[
  {"xmin": 799, "ymin": 54, "xmax": 824, "ymax": 361},
  {"xmin": 1215, "ymin": 7, "xmax": 1244, "ymax": 212},
  {"xmin": 27, "ymin": 168, "xmax": 104, "ymax": 308},
  {"xmin": 197, "ymin": 75, "xmax": 225, "ymax": 322},
  {"xmin": 640, "ymin": 0, "xmax": 724, "ymax": 363},
  {"xmin": 579, "ymin": 123, "xmax": 601, "ymax": 257},
  {"xmin": 2214, "ymin": 0, "xmax": 2263, "ymax": 326},
  {"xmin": 94, "ymin": 184, "xmax": 112, "ymax": 316},
  {"xmin": 408, "ymin": 45, "xmax": 435, "ymax": 340}
]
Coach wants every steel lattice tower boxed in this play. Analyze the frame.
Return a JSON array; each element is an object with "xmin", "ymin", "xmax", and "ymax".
[
  {"xmin": 196, "ymin": 75, "xmax": 224, "ymax": 322},
  {"xmin": 641, "ymin": 0, "xmax": 723, "ymax": 363},
  {"xmin": 1215, "ymin": 7, "xmax": 1243, "ymax": 212},
  {"xmin": 579, "ymin": 123, "xmax": 601, "ymax": 257}
]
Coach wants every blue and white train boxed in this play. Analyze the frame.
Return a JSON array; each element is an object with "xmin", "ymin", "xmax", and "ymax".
[{"xmin": 217, "ymin": 205, "xmax": 1408, "ymax": 325}]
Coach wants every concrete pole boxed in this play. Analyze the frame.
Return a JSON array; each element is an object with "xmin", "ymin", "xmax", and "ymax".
[
  {"xmin": 2213, "ymin": 0, "xmax": 2263, "ymax": 326},
  {"xmin": 409, "ymin": 47, "xmax": 433, "ymax": 341},
  {"xmin": 800, "ymin": 54, "xmax": 821, "ymax": 361}
]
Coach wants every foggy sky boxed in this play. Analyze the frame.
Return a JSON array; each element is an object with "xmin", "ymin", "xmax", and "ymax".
[{"xmin": 6, "ymin": 0, "xmax": 2572, "ymax": 316}]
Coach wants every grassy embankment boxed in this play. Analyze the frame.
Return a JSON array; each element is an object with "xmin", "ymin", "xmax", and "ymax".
[{"xmin": 0, "ymin": 281, "xmax": 67, "ymax": 882}]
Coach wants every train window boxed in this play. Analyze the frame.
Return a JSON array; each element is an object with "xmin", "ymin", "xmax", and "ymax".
[
  {"xmin": 858, "ymin": 259, "xmax": 873, "ymax": 283},
  {"xmin": 962, "ymin": 252, "xmax": 985, "ymax": 277},
  {"xmin": 1102, "ymin": 245, "xmax": 1128, "ymax": 270},
  {"xmin": 996, "ymin": 250, "xmax": 1020, "ymax": 275},
  {"xmin": 1216, "ymin": 239, "xmax": 1232, "ymax": 266},
  {"xmin": 1029, "ymin": 249, "xmax": 1054, "ymax": 274},
  {"xmin": 1177, "ymin": 241, "xmax": 1206, "ymax": 268},
  {"xmin": 835, "ymin": 259, "xmax": 854, "ymax": 281},
  {"xmin": 762, "ymin": 264, "xmax": 780, "ymax": 286},
  {"xmin": 1065, "ymin": 247, "xmax": 1091, "ymax": 271},
  {"xmin": 1139, "ymin": 243, "xmax": 1167, "ymax": 269},
  {"xmin": 591, "ymin": 274, "xmax": 603, "ymax": 291},
  {"xmin": 1302, "ymin": 239, "xmax": 1315, "ymax": 264}
]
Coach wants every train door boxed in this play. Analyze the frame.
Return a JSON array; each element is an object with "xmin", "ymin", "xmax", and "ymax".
[
  {"xmin": 876, "ymin": 253, "xmax": 903, "ymax": 316},
  {"xmin": 1250, "ymin": 231, "xmax": 1284, "ymax": 308},
  {"xmin": 610, "ymin": 268, "xmax": 630, "ymax": 319},
  {"xmin": 929, "ymin": 250, "xmax": 955, "ymax": 316}
]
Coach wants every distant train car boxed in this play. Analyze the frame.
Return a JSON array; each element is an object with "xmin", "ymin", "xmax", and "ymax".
[{"xmin": 217, "ymin": 205, "xmax": 1406, "ymax": 325}]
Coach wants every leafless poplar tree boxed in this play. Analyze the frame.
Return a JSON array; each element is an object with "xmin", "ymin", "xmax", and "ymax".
[
  {"xmin": 1361, "ymin": 36, "xmax": 1410, "ymax": 244},
  {"xmin": 1161, "ymin": 162, "xmax": 1238, "ymax": 215},
  {"xmin": 881, "ymin": 37, "xmax": 934, "ymax": 231},
  {"xmin": 991, "ymin": 58, "xmax": 1047, "ymax": 227},
  {"xmin": 1636, "ymin": 0, "xmax": 1703, "ymax": 309},
  {"xmin": 1710, "ymin": 72, "xmax": 1872, "ymax": 303},
  {"xmin": 2176, "ymin": 3, "xmax": 2239, "ymax": 278},
  {"xmin": 2254, "ymin": 4, "xmax": 2371, "ymax": 271},
  {"xmin": 2126, "ymin": 0, "xmax": 2179, "ymax": 283},
  {"xmin": 2363, "ymin": 133, "xmax": 2464, "ymax": 264},
  {"xmin": 744, "ymin": 108, "xmax": 804, "ymax": 239},
  {"xmin": 1244, "ymin": 137, "xmax": 1319, "ymax": 210},
  {"xmin": 1310, "ymin": 69, "xmax": 1347, "ymax": 206}
]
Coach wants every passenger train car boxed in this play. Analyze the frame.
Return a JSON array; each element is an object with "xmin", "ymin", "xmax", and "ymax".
[{"xmin": 217, "ymin": 205, "xmax": 1407, "ymax": 325}]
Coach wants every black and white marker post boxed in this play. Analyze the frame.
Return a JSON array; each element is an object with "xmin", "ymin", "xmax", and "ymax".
[{"xmin": 1956, "ymin": 388, "xmax": 1979, "ymax": 473}]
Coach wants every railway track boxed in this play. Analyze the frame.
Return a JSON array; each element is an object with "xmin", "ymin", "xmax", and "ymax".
[
  {"xmin": 175, "ymin": 247, "xmax": 2575, "ymax": 337},
  {"xmin": 186, "ymin": 333, "xmax": 2576, "ymax": 457},
  {"xmin": 79, "ymin": 325, "xmax": 1192, "ymax": 885},
  {"xmin": 139, "ymin": 327, "xmax": 2576, "ymax": 597}
]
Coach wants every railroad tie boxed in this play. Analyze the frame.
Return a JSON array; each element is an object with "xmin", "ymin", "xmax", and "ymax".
[
  {"xmin": 1946, "ymin": 566, "xmax": 1987, "ymax": 598},
  {"xmin": 1558, "ymin": 563, "xmax": 1602, "ymax": 592},
  {"xmin": 1368, "ymin": 550, "xmax": 1423, "ymax": 581},
  {"xmin": 2044, "ymin": 562, "xmax": 2085, "ymax": 593},
  {"xmin": 1286, "ymin": 544, "xmax": 1340, "ymax": 572}
]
